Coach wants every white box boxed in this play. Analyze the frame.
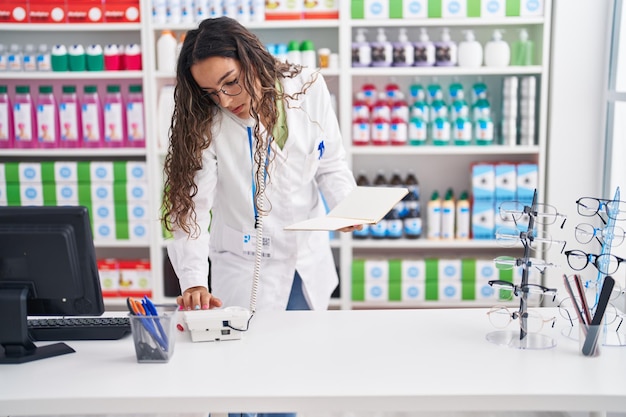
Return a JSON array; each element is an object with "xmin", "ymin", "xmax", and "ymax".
[
  {"xmin": 18, "ymin": 162, "xmax": 42, "ymax": 183},
  {"xmin": 495, "ymin": 163, "xmax": 517, "ymax": 201},
  {"xmin": 364, "ymin": 0, "xmax": 389, "ymax": 19},
  {"xmin": 127, "ymin": 202, "xmax": 150, "ymax": 221},
  {"xmin": 365, "ymin": 281, "xmax": 388, "ymax": 301},
  {"xmin": 438, "ymin": 259, "xmax": 462, "ymax": 281},
  {"xmin": 439, "ymin": 281, "xmax": 462, "ymax": 300},
  {"xmin": 56, "ymin": 183, "xmax": 79, "ymax": 205},
  {"xmin": 0, "ymin": 183, "xmax": 6, "ymax": 205},
  {"xmin": 92, "ymin": 203, "xmax": 116, "ymax": 221},
  {"xmin": 472, "ymin": 200, "xmax": 495, "ymax": 239},
  {"xmin": 126, "ymin": 181, "xmax": 150, "ymax": 202},
  {"xmin": 403, "ymin": 0, "xmax": 427, "ymax": 18},
  {"xmin": 92, "ymin": 183, "xmax": 115, "ymax": 203},
  {"xmin": 20, "ymin": 183, "xmax": 43, "ymax": 205},
  {"xmin": 54, "ymin": 161, "xmax": 78, "ymax": 183},
  {"xmin": 90, "ymin": 161, "xmax": 115, "ymax": 183},
  {"xmin": 516, "ymin": 163, "xmax": 538, "ymax": 202},
  {"xmin": 402, "ymin": 259, "xmax": 426, "ymax": 282},
  {"xmin": 128, "ymin": 220, "xmax": 150, "ymax": 240},
  {"xmin": 364, "ymin": 260, "xmax": 389, "ymax": 283},
  {"xmin": 481, "ymin": 0, "xmax": 505, "ymax": 18},
  {"xmin": 442, "ymin": 0, "xmax": 466, "ymax": 18},
  {"xmin": 126, "ymin": 161, "xmax": 148, "ymax": 182},
  {"xmin": 402, "ymin": 281, "xmax": 425, "ymax": 301},
  {"xmin": 93, "ymin": 220, "xmax": 116, "ymax": 240},
  {"xmin": 472, "ymin": 163, "xmax": 495, "ymax": 201},
  {"xmin": 520, "ymin": 0, "xmax": 544, "ymax": 16}
]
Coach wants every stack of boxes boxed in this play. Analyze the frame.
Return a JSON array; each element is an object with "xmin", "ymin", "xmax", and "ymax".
[
  {"xmin": 352, "ymin": 257, "xmax": 543, "ymax": 303},
  {"xmin": 471, "ymin": 161, "xmax": 538, "ymax": 239},
  {"xmin": 98, "ymin": 258, "xmax": 152, "ymax": 298},
  {"xmin": 0, "ymin": 0, "xmax": 141, "ymax": 24}
]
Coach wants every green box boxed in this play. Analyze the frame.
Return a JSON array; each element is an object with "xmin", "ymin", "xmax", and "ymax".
[{"xmin": 351, "ymin": 0, "xmax": 365, "ymax": 18}]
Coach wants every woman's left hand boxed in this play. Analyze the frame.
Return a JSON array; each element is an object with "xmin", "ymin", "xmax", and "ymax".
[{"xmin": 338, "ymin": 224, "xmax": 364, "ymax": 233}]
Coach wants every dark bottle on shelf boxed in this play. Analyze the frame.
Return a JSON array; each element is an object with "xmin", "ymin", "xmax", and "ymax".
[
  {"xmin": 370, "ymin": 169, "xmax": 389, "ymax": 239},
  {"xmin": 403, "ymin": 170, "xmax": 422, "ymax": 239}
]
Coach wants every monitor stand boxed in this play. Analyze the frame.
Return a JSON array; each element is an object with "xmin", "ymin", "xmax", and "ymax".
[{"xmin": 0, "ymin": 287, "xmax": 75, "ymax": 364}]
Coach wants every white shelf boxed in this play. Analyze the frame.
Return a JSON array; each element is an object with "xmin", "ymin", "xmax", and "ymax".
[
  {"xmin": 350, "ymin": 239, "xmax": 503, "ymax": 250},
  {"xmin": 1, "ymin": 71, "xmax": 144, "ymax": 80},
  {"xmin": 1, "ymin": 148, "xmax": 147, "ymax": 158},
  {"xmin": 350, "ymin": 66, "xmax": 543, "ymax": 76},
  {"xmin": 348, "ymin": 17, "xmax": 547, "ymax": 27},
  {"xmin": 151, "ymin": 19, "xmax": 340, "ymax": 31},
  {"xmin": 350, "ymin": 145, "xmax": 540, "ymax": 156},
  {"xmin": 0, "ymin": 23, "xmax": 142, "ymax": 31},
  {"xmin": 94, "ymin": 240, "xmax": 150, "ymax": 248}
]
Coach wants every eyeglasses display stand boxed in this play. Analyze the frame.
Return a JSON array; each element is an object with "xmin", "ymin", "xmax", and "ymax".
[
  {"xmin": 562, "ymin": 186, "xmax": 626, "ymax": 347},
  {"xmin": 487, "ymin": 189, "xmax": 557, "ymax": 350}
]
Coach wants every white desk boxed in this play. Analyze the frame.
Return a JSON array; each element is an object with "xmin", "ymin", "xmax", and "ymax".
[{"xmin": 1, "ymin": 308, "xmax": 626, "ymax": 416}]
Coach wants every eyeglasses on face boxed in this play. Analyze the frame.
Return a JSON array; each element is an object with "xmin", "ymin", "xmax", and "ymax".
[
  {"xmin": 202, "ymin": 77, "xmax": 243, "ymax": 103},
  {"xmin": 576, "ymin": 197, "xmax": 626, "ymax": 221},
  {"xmin": 499, "ymin": 201, "xmax": 567, "ymax": 227},
  {"xmin": 487, "ymin": 305, "xmax": 556, "ymax": 334},
  {"xmin": 574, "ymin": 223, "xmax": 626, "ymax": 246},
  {"xmin": 488, "ymin": 279, "xmax": 557, "ymax": 304},
  {"xmin": 493, "ymin": 255, "xmax": 557, "ymax": 273},
  {"xmin": 564, "ymin": 249, "xmax": 626, "ymax": 275},
  {"xmin": 495, "ymin": 226, "xmax": 566, "ymax": 253}
]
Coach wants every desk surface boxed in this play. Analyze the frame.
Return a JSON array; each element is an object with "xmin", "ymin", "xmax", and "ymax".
[{"xmin": 2, "ymin": 308, "xmax": 626, "ymax": 416}]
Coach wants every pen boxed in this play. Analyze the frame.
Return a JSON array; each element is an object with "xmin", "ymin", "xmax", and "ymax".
[
  {"xmin": 562, "ymin": 274, "xmax": 588, "ymax": 336},
  {"xmin": 142, "ymin": 296, "xmax": 169, "ymax": 348},
  {"xmin": 127, "ymin": 297, "xmax": 168, "ymax": 351}
]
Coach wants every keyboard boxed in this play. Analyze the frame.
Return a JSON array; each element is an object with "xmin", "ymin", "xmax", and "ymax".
[{"xmin": 28, "ymin": 316, "xmax": 132, "ymax": 341}]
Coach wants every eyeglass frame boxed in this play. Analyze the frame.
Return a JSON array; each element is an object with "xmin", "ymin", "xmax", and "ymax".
[
  {"xmin": 493, "ymin": 255, "xmax": 557, "ymax": 273},
  {"xmin": 495, "ymin": 227, "xmax": 566, "ymax": 254},
  {"xmin": 574, "ymin": 222, "xmax": 626, "ymax": 246},
  {"xmin": 488, "ymin": 279, "xmax": 557, "ymax": 303},
  {"xmin": 201, "ymin": 77, "xmax": 243, "ymax": 104},
  {"xmin": 563, "ymin": 249, "xmax": 626, "ymax": 275},
  {"xmin": 487, "ymin": 304, "xmax": 556, "ymax": 334},
  {"xmin": 576, "ymin": 197, "xmax": 626, "ymax": 221},
  {"xmin": 498, "ymin": 201, "xmax": 567, "ymax": 228},
  {"xmin": 557, "ymin": 296, "xmax": 623, "ymax": 330}
]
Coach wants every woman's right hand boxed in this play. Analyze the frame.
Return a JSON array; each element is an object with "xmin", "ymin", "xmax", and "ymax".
[{"xmin": 177, "ymin": 286, "xmax": 223, "ymax": 311}]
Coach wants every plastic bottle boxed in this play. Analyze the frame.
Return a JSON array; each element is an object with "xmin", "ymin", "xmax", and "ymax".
[
  {"xmin": 51, "ymin": 44, "xmax": 69, "ymax": 71},
  {"xmin": 152, "ymin": 0, "xmax": 167, "ymax": 23},
  {"xmin": 86, "ymin": 44, "xmax": 105, "ymax": 71},
  {"xmin": 403, "ymin": 170, "xmax": 422, "ymax": 239},
  {"xmin": 36, "ymin": 85, "xmax": 60, "ymax": 148},
  {"xmin": 58, "ymin": 85, "xmax": 82, "ymax": 148},
  {"xmin": 484, "ymin": 29, "xmax": 510, "ymax": 67},
  {"xmin": 0, "ymin": 45, "xmax": 8, "ymax": 71},
  {"xmin": 370, "ymin": 170, "xmax": 389, "ymax": 239},
  {"xmin": 455, "ymin": 191, "xmax": 471, "ymax": 240},
  {"xmin": 126, "ymin": 84, "xmax": 145, "ymax": 148},
  {"xmin": 435, "ymin": 28, "xmax": 457, "ymax": 67},
  {"xmin": 452, "ymin": 117, "xmax": 473, "ymax": 146},
  {"xmin": 13, "ymin": 85, "xmax": 36, "ymax": 148},
  {"xmin": 8, "ymin": 44, "xmax": 23, "ymax": 71},
  {"xmin": 103, "ymin": 84, "xmax": 126, "ymax": 147},
  {"xmin": 23, "ymin": 44, "xmax": 37, "ymax": 71},
  {"xmin": 104, "ymin": 44, "xmax": 121, "ymax": 71},
  {"xmin": 68, "ymin": 44, "xmax": 86, "ymax": 71},
  {"xmin": 81, "ymin": 85, "xmax": 103, "ymax": 148},
  {"xmin": 390, "ymin": 170, "xmax": 406, "ymax": 216},
  {"xmin": 353, "ymin": 171, "xmax": 371, "ymax": 239},
  {"xmin": 124, "ymin": 43, "xmax": 142, "ymax": 70},
  {"xmin": 457, "ymin": 30, "xmax": 483, "ymax": 68},
  {"xmin": 474, "ymin": 113, "xmax": 494, "ymax": 145},
  {"xmin": 431, "ymin": 117, "xmax": 451, "ymax": 146},
  {"xmin": 427, "ymin": 190, "xmax": 442, "ymax": 240},
  {"xmin": 351, "ymin": 28, "xmax": 371, "ymax": 67},
  {"xmin": 408, "ymin": 114, "xmax": 428, "ymax": 146},
  {"xmin": 157, "ymin": 84, "xmax": 175, "ymax": 150},
  {"xmin": 167, "ymin": 0, "xmax": 182, "ymax": 23},
  {"xmin": 0, "ymin": 85, "xmax": 13, "ymax": 148},
  {"xmin": 180, "ymin": 0, "xmax": 194, "ymax": 24},
  {"xmin": 371, "ymin": 28, "xmax": 393, "ymax": 67},
  {"xmin": 409, "ymin": 82, "xmax": 426, "ymax": 104},
  {"xmin": 300, "ymin": 40, "xmax": 317, "ymax": 68},
  {"xmin": 157, "ymin": 30, "xmax": 178, "ymax": 73},
  {"xmin": 287, "ymin": 40, "xmax": 302, "ymax": 65},
  {"xmin": 413, "ymin": 28, "xmax": 435, "ymax": 67},
  {"xmin": 511, "ymin": 28, "xmax": 534, "ymax": 66},
  {"xmin": 36, "ymin": 44, "xmax": 51, "ymax": 71},
  {"xmin": 352, "ymin": 116, "xmax": 370, "ymax": 146},
  {"xmin": 393, "ymin": 28, "xmax": 414, "ymax": 67},
  {"xmin": 440, "ymin": 188, "xmax": 455, "ymax": 240}
]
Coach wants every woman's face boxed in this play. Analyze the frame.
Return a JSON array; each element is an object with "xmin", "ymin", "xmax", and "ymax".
[{"xmin": 191, "ymin": 56, "xmax": 251, "ymax": 119}]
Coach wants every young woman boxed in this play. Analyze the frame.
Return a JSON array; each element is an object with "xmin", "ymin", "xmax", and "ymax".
[{"xmin": 162, "ymin": 17, "xmax": 359, "ymax": 314}]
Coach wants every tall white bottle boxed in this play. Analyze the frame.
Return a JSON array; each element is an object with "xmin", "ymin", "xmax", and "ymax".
[
  {"xmin": 458, "ymin": 30, "xmax": 483, "ymax": 68},
  {"xmin": 484, "ymin": 29, "xmax": 510, "ymax": 67},
  {"xmin": 157, "ymin": 30, "xmax": 178, "ymax": 73}
]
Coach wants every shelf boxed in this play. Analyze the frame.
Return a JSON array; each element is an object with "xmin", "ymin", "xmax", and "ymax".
[
  {"xmin": 351, "ymin": 239, "xmax": 503, "ymax": 250},
  {"xmin": 350, "ymin": 145, "xmax": 540, "ymax": 156},
  {"xmin": 350, "ymin": 300, "xmax": 518, "ymax": 309},
  {"xmin": 0, "ymin": 148, "xmax": 147, "ymax": 158},
  {"xmin": 154, "ymin": 67, "xmax": 339, "ymax": 79},
  {"xmin": 95, "ymin": 240, "xmax": 150, "ymax": 248},
  {"xmin": 1, "ymin": 71, "xmax": 144, "ymax": 80},
  {"xmin": 0, "ymin": 23, "xmax": 142, "ymax": 31},
  {"xmin": 348, "ymin": 17, "xmax": 546, "ymax": 27},
  {"xmin": 350, "ymin": 66, "xmax": 543, "ymax": 77},
  {"xmin": 151, "ymin": 19, "xmax": 340, "ymax": 31}
]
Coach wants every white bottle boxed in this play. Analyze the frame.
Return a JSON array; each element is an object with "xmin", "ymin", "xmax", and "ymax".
[
  {"xmin": 8, "ymin": 44, "xmax": 23, "ymax": 71},
  {"xmin": 36, "ymin": 44, "xmax": 51, "ymax": 71},
  {"xmin": 392, "ymin": 28, "xmax": 414, "ymax": 67},
  {"xmin": 458, "ymin": 30, "xmax": 483, "ymax": 68},
  {"xmin": 484, "ymin": 29, "xmax": 510, "ymax": 67},
  {"xmin": 23, "ymin": 44, "xmax": 37, "ymax": 71},
  {"xmin": 413, "ymin": 28, "xmax": 435, "ymax": 67},
  {"xmin": 371, "ymin": 28, "xmax": 393, "ymax": 67},
  {"xmin": 435, "ymin": 28, "xmax": 457, "ymax": 67},
  {"xmin": 351, "ymin": 28, "xmax": 371, "ymax": 67},
  {"xmin": 157, "ymin": 30, "xmax": 178, "ymax": 73}
]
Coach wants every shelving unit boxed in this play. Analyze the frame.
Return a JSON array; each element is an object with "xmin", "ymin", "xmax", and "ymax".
[{"xmin": 0, "ymin": 0, "xmax": 554, "ymax": 310}]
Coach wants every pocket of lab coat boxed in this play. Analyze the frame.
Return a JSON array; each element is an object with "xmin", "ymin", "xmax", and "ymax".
[{"xmin": 303, "ymin": 146, "xmax": 321, "ymax": 183}]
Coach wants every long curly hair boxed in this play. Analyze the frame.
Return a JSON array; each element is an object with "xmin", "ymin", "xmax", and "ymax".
[{"xmin": 161, "ymin": 17, "xmax": 304, "ymax": 237}]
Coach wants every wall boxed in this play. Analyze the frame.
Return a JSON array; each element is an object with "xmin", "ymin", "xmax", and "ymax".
[{"xmin": 545, "ymin": 0, "xmax": 615, "ymax": 291}]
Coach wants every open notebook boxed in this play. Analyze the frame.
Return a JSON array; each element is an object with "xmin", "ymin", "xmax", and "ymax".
[{"xmin": 284, "ymin": 186, "xmax": 409, "ymax": 231}]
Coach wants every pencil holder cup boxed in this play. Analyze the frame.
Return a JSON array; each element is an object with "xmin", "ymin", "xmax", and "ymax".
[
  {"xmin": 580, "ymin": 324, "xmax": 602, "ymax": 357},
  {"xmin": 130, "ymin": 308, "xmax": 177, "ymax": 363}
]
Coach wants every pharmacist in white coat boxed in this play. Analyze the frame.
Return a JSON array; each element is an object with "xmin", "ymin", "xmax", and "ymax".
[{"xmin": 163, "ymin": 17, "xmax": 358, "ymax": 314}]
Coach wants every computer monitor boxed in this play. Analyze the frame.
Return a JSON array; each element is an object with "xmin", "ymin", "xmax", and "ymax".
[{"xmin": 0, "ymin": 205, "xmax": 104, "ymax": 364}]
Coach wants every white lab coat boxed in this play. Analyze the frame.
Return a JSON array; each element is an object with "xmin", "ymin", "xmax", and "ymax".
[{"xmin": 167, "ymin": 68, "xmax": 356, "ymax": 311}]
